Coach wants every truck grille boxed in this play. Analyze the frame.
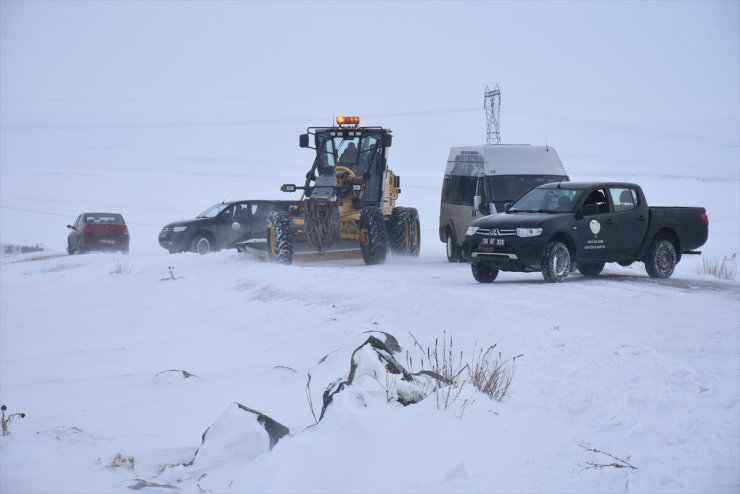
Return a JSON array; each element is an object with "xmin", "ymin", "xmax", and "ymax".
[{"xmin": 475, "ymin": 228, "xmax": 516, "ymax": 237}]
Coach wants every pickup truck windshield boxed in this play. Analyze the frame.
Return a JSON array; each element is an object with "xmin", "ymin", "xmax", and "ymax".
[{"xmin": 509, "ymin": 188, "xmax": 583, "ymax": 213}]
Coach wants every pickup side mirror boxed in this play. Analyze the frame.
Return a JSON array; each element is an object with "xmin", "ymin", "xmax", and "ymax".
[
  {"xmin": 299, "ymin": 134, "xmax": 309, "ymax": 148},
  {"xmin": 281, "ymin": 184, "xmax": 297, "ymax": 193},
  {"xmin": 581, "ymin": 204, "xmax": 599, "ymax": 217},
  {"xmin": 504, "ymin": 203, "xmax": 512, "ymax": 212},
  {"xmin": 382, "ymin": 134, "xmax": 393, "ymax": 147},
  {"xmin": 67, "ymin": 225, "xmax": 76, "ymax": 230}
]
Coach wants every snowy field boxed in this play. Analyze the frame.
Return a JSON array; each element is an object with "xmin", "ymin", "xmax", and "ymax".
[{"xmin": 1, "ymin": 155, "xmax": 738, "ymax": 493}]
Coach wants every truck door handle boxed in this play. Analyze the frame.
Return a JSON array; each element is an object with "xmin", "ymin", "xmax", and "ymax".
[
  {"xmin": 637, "ymin": 215, "xmax": 647, "ymax": 221},
  {"xmin": 605, "ymin": 218, "xmax": 615, "ymax": 225}
]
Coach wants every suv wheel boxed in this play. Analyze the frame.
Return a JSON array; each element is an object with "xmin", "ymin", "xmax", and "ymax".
[{"xmin": 191, "ymin": 235, "xmax": 211, "ymax": 255}]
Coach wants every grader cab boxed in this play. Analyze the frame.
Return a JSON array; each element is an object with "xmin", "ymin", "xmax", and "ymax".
[{"xmin": 266, "ymin": 116, "xmax": 420, "ymax": 264}]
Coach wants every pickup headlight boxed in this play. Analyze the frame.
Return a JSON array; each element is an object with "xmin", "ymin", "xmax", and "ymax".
[
  {"xmin": 173, "ymin": 226, "xmax": 188, "ymax": 233},
  {"xmin": 466, "ymin": 226, "xmax": 479, "ymax": 236},
  {"xmin": 517, "ymin": 227, "xmax": 543, "ymax": 237}
]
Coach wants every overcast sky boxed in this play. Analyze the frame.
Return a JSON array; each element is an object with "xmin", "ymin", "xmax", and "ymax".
[{"xmin": 1, "ymin": 1, "xmax": 738, "ymax": 180}]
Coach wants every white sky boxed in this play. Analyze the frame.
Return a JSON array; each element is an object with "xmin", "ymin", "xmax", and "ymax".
[
  {"xmin": 1, "ymin": 1, "xmax": 738, "ymax": 106},
  {"xmin": 1, "ymin": 1, "xmax": 738, "ymax": 185}
]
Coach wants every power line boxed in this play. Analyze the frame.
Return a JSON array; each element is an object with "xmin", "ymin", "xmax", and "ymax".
[
  {"xmin": 0, "ymin": 83, "xmax": 484, "ymax": 104},
  {"xmin": 1, "ymin": 104, "xmax": 736, "ymax": 148},
  {"xmin": 5, "ymin": 82, "xmax": 732, "ymax": 121},
  {"xmin": 0, "ymin": 205, "xmax": 161, "ymax": 227},
  {"xmin": 505, "ymin": 85, "xmax": 738, "ymax": 121},
  {"xmin": 0, "ymin": 107, "xmax": 482, "ymax": 130},
  {"xmin": 502, "ymin": 105, "xmax": 739, "ymax": 147}
]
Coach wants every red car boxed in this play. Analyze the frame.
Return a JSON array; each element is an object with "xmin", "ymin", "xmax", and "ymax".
[{"xmin": 67, "ymin": 212, "xmax": 130, "ymax": 254}]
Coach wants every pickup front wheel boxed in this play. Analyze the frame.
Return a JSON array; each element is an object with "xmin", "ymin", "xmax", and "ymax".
[
  {"xmin": 645, "ymin": 239, "xmax": 677, "ymax": 279},
  {"xmin": 541, "ymin": 241, "xmax": 571, "ymax": 283}
]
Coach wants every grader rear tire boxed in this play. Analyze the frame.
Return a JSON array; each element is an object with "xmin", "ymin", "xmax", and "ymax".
[
  {"xmin": 389, "ymin": 207, "xmax": 408, "ymax": 254},
  {"xmin": 406, "ymin": 207, "xmax": 421, "ymax": 257},
  {"xmin": 388, "ymin": 207, "xmax": 421, "ymax": 256}
]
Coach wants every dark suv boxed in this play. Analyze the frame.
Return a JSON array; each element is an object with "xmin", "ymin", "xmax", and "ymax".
[{"xmin": 159, "ymin": 200, "xmax": 298, "ymax": 254}]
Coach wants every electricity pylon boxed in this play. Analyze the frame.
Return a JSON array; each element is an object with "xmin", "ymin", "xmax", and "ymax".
[{"xmin": 484, "ymin": 84, "xmax": 501, "ymax": 144}]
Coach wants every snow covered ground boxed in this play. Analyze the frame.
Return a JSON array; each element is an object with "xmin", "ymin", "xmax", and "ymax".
[
  {"xmin": 1, "ymin": 156, "xmax": 738, "ymax": 493},
  {"xmin": 1, "ymin": 3, "xmax": 738, "ymax": 491}
]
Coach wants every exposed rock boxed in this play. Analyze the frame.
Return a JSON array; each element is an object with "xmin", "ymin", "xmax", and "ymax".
[
  {"xmin": 186, "ymin": 402, "xmax": 289, "ymax": 468},
  {"xmin": 362, "ymin": 330, "xmax": 402, "ymax": 353},
  {"xmin": 318, "ymin": 332, "xmax": 430, "ymax": 419},
  {"xmin": 235, "ymin": 403, "xmax": 290, "ymax": 449},
  {"xmin": 125, "ymin": 479, "xmax": 180, "ymax": 491},
  {"xmin": 310, "ymin": 331, "xmax": 461, "ymax": 420},
  {"xmin": 347, "ymin": 335, "xmax": 412, "ymax": 384}
]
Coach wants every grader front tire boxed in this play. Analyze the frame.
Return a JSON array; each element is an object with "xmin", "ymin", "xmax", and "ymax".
[
  {"xmin": 267, "ymin": 210, "xmax": 293, "ymax": 265},
  {"xmin": 360, "ymin": 207, "xmax": 387, "ymax": 265}
]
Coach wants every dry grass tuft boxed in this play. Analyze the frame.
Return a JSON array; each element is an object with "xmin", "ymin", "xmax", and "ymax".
[
  {"xmin": 106, "ymin": 452, "xmax": 136, "ymax": 470},
  {"xmin": 698, "ymin": 255, "xmax": 737, "ymax": 281},
  {"xmin": 110, "ymin": 259, "xmax": 132, "ymax": 275},
  {"xmin": 579, "ymin": 444, "xmax": 637, "ymax": 471},
  {"xmin": 469, "ymin": 344, "xmax": 521, "ymax": 401},
  {"xmin": 1, "ymin": 404, "xmax": 26, "ymax": 436},
  {"xmin": 407, "ymin": 332, "xmax": 521, "ymax": 412}
]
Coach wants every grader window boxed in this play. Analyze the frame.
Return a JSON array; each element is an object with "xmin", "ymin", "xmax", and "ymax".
[{"xmin": 313, "ymin": 130, "xmax": 386, "ymax": 180}]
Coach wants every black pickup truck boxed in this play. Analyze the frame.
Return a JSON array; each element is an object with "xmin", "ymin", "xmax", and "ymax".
[{"xmin": 462, "ymin": 182, "xmax": 708, "ymax": 283}]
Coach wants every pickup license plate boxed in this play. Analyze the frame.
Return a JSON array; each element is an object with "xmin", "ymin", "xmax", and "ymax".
[
  {"xmin": 99, "ymin": 239, "xmax": 116, "ymax": 244},
  {"xmin": 479, "ymin": 237, "xmax": 505, "ymax": 253}
]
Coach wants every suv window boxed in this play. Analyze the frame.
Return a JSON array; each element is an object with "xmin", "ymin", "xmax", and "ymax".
[
  {"xmin": 252, "ymin": 203, "xmax": 273, "ymax": 218},
  {"xmin": 198, "ymin": 203, "xmax": 229, "ymax": 218}
]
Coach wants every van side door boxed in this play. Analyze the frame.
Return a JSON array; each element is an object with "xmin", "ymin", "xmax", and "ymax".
[{"xmin": 441, "ymin": 174, "xmax": 478, "ymax": 244}]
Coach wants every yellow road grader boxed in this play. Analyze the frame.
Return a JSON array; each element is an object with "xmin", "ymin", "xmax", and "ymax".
[{"xmin": 257, "ymin": 116, "xmax": 420, "ymax": 264}]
